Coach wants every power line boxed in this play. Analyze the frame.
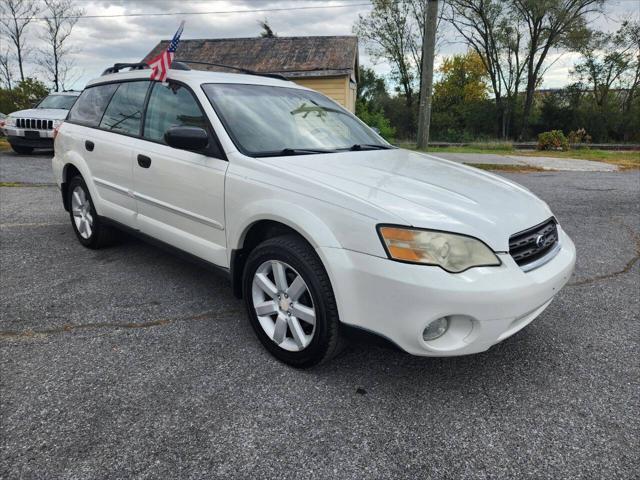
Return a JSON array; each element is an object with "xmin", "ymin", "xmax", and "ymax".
[{"xmin": 3, "ymin": 2, "xmax": 373, "ymax": 22}]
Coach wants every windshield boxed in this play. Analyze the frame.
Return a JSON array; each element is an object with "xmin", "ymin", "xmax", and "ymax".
[
  {"xmin": 202, "ymin": 83, "xmax": 388, "ymax": 157},
  {"xmin": 37, "ymin": 94, "xmax": 78, "ymax": 110}
]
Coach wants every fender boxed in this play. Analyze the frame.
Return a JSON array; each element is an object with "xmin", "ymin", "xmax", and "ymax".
[
  {"xmin": 228, "ymin": 198, "xmax": 342, "ymax": 256},
  {"xmin": 57, "ymin": 151, "xmax": 104, "ymax": 215}
]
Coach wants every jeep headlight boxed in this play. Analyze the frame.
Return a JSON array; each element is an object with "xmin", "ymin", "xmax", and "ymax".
[
  {"xmin": 5, "ymin": 116, "xmax": 16, "ymax": 127},
  {"xmin": 378, "ymin": 226, "xmax": 501, "ymax": 273}
]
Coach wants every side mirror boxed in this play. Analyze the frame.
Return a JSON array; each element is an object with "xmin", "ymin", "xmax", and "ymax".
[{"xmin": 164, "ymin": 126, "xmax": 209, "ymax": 151}]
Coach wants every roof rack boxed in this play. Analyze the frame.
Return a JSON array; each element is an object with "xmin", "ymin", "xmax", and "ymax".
[
  {"xmin": 175, "ymin": 59, "xmax": 290, "ymax": 81},
  {"xmin": 101, "ymin": 62, "xmax": 149, "ymax": 76}
]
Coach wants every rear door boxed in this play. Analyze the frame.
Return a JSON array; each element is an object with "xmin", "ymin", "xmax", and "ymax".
[
  {"xmin": 66, "ymin": 81, "xmax": 150, "ymax": 227},
  {"xmin": 133, "ymin": 81, "xmax": 228, "ymax": 267}
]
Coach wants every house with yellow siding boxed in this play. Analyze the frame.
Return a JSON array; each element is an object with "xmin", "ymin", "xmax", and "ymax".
[{"xmin": 143, "ymin": 36, "xmax": 359, "ymax": 112}]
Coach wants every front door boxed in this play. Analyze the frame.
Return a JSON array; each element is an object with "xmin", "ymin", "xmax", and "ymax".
[{"xmin": 133, "ymin": 81, "xmax": 228, "ymax": 267}]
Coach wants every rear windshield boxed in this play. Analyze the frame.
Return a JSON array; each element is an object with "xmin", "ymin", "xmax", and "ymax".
[{"xmin": 37, "ymin": 94, "xmax": 78, "ymax": 110}]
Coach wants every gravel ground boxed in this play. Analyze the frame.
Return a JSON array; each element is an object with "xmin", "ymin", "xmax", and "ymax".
[{"xmin": 1, "ymin": 151, "xmax": 639, "ymax": 479}]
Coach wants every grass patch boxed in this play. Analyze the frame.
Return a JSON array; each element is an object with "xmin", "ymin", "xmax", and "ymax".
[
  {"xmin": 466, "ymin": 163, "xmax": 547, "ymax": 173},
  {"xmin": 0, "ymin": 181, "xmax": 54, "ymax": 187},
  {"xmin": 468, "ymin": 140, "xmax": 513, "ymax": 151},
  {"xmin": 0, "ymin": 137, "xmax": 9, "ymax": 152}
]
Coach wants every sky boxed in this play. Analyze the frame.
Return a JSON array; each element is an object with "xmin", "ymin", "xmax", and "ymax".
[{"xmin": 2, "ymin": 0, "xmax": 639, "ymax": 92}]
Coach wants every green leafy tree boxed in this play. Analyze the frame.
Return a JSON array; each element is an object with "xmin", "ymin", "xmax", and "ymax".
[
  {"xmin": 431, "ymin": 51, "xmax": 495, "ymax": 141},
  {"xmin": 0, "ymin": 77, "xmax": 49, "ymax": 113}
]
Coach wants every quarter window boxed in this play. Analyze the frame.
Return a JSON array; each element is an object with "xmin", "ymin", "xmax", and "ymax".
[
  {"xmin": 143, "ymin": 82, "xmax": 207, "ymax": 143},
  {"xmin": 67, "ymin": 84, "xmax": 118, "ymax": 127},
  {"xmin": 99, "ymin": 81, "xmax": 149, "ymax": 135}
]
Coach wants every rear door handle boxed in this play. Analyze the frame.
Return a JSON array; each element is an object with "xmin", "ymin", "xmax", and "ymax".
[
  {"xmin": 85, "ymin": 140, "xmax": 94, "ymax": 151},
  {"xmin": 137, "ymin": 154, "xmax": 151, "ymax": 168}
]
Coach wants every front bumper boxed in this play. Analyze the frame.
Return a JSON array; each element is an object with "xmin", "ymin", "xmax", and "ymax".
[
  {"xmin": 319, "ymin": 227, "xmax": 576, "ymax": 356},
  {"xmin": 5, "ymin": 126, "xmax": 55, "ymax": 149}
]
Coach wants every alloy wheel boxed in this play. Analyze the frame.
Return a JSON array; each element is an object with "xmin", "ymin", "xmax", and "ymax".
[
  {"xmin": 71, "ymin": 185, "xmax": 93, "ymax": 239},
  {"xmin": 251, "ymin": 260, "xmax": 316, "ymax": 352}
]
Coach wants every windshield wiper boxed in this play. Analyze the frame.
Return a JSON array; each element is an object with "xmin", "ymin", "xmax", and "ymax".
[
  {"xmin": 348, "ymin": 144, "xmax": 392, "ymax": 151},
  {"xmin": 279, "ymin": 148, "xmax": 335, "ymax": 155}
]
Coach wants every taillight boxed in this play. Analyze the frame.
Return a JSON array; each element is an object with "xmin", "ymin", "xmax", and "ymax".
[{"xmin": 53, "ymin": 122, "xmax": 63, "ymax": 139}]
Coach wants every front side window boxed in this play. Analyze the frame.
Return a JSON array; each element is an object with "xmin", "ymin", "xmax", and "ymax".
[
  {"xmin": 99, "ymin": 81, "xmax": 149, "ymax": 136},
  {"xmin": 37, "ymin": 94, "xmax": 78, "ymax": 110},
  {"xmin": 143, "ymin": 82, "xmax": 207, "ymax": 143},
  {"xmin": 67, "ymin": 84, "xmax": 118, "ymax": 127},
  {"xmin": 202, "ymin": 83, "xmax": 387, "ymax": 157}
]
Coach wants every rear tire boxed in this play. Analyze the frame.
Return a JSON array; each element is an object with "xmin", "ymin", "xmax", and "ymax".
[
  {"xmin": 242, "ymin": 234, "xmax": 344, "ymax": 368},
  {"xmin": 10, "ymin": 144, "xmax": 34, "ymax": 154},
  {"xmin": 67, "ymin": 175, "xmax": 117, "ymax": 249}
]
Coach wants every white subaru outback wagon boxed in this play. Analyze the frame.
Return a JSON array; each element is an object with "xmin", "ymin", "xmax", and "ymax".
[{"xmin": 52, "ymin": 63, "xmax": 576, "ymax": 367}]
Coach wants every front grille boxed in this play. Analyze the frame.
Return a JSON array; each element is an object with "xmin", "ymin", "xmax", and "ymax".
[
  {"xmin": 16, "ymin": 118, "xmax": 54, "ymax": 130},
  {"xmin": 509, "ymin": 218, "xmax": 559, "ymax": 268}
]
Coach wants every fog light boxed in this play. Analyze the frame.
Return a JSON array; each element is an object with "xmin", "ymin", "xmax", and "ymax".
[{"xmin": 423, "ymin": 317, "xmax": 449, "ymax": 341}]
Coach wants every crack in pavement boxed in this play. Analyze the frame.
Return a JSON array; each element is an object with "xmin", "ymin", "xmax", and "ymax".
[
  {"xmin": 0, "ymin": 309, "xmax": 243, "ymax": 341},
  {"xmin": 0, "ymin": 222, "xmax": 68, "ymax": 228},
  {"xmin": 568, "ymin": 220, "xmax": 640, "ymax": 287}
]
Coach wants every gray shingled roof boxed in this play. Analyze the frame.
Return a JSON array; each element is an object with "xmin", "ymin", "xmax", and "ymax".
[{"xmin": 142, "ymin": 36, "xmax": 358, "ymax": 79}]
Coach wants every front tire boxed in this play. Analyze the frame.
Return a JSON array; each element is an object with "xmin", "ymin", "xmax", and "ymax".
[
  {"xmin": 67, "ymin": 175, "xmax": 117, "ymax": 249},
  {"xmin": 10, "ymin": 144, "xmax": 34, "ymax": 154},
  {"xmin": 242, "ymin": 234, "xmax": 343, "ymax": 368}
]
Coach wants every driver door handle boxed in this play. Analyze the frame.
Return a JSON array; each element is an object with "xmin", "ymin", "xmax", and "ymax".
[{"xmin": 137, "ymin": 154, "xmax": 151, "ymax": 168}]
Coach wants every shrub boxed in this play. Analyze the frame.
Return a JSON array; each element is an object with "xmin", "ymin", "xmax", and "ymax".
[
  {"xmin": 537, "ymin": 130, "xmax": 569, "ymax": 151},
  {"xmin": 567, "ymin": 128, "xmax": 592, "ymax": 146},
  {"xmin": 356, "ymin": 100, "xmax": 396, "ymax": 142}
]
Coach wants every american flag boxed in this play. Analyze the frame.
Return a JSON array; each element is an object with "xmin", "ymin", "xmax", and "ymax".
[{"xmin": 148, "ymin": 21, "xmax": 185, "ymax": 82}]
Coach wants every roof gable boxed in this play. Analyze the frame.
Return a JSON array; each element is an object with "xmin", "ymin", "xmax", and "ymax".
[{"xmin": 142, "ymin": 36, "xmax": 358, "ymax": 78}]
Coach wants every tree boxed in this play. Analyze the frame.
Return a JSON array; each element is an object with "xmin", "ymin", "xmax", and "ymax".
[
  {"xmin": 356, "ymin": 66, "xmax": 389, "ymax": 106},
  {"xmin": 513, "ymin": 0, "xmax": 603, "ymax": 138},
  {"xmin": 354, "ymin": 0, "xmax": 422, "ymax": 108},
  {"xmin": 572, "ymin": 22, "xmax": 638, "ymax": 107},
  {"xmin": 38, "ymin": 0, "xmax": 84, "ymax": 92},
  {"xmin": 0, "ymin": 77, "xmax": 49, "ymax": 113},
  {"xmin": 0, "ymin": 0, "xmax": 41, "ymax": 81},
  {"xmin": 432, "ymin": 51, "xmax": 493, "ymax": 140},
  {"xmin": 258, "ymin": 19, "xmax": 276, "ymax": 38},
  {"xmin": 446, "ymin": 0, "xmax": 527, "ymax": 138},
  {"xmin": 0, "ymin": 49, "xmax": 14, "ymax": 89}
]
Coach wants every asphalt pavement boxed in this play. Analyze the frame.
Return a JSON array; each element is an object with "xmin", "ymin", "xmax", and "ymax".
[{"xmin": 1, "ymin": 150, "xmax": 639, "ymax": 479}]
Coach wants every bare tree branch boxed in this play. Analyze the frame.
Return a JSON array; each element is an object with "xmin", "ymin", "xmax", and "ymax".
[
  {"xmin": 37, "ymin": 0, "xmax": 84, "ymax": 92},
  {"xmin": 0, "ymin": 0, "xmax": 41, "ymax": 81}
]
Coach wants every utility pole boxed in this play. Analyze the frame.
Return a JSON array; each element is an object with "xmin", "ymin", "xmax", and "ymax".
[{"xmin": 416, "ymin": 0, "xmax": 438, "ymax": 149}]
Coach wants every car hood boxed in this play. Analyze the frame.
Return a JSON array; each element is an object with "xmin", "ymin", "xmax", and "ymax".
[
  {"xmin": 270, "ymin": 149, "xmax": 553, "ymax": 251},
  {"xmin": 10, "ymin": 108, "xmax": 68, "ymax": 120}
]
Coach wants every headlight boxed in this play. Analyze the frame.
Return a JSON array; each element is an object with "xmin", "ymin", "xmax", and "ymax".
[
  {"xmin": 5, "ymin": 116, "xmax": 16, "ymax": 127},
  {"xmin": 378, "ymin": 226, "xmax": 501, "ymax": 273}
]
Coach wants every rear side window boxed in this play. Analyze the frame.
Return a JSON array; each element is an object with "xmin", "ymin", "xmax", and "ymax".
[
  {"xmin": 67, "ymin": 84, "xmax": 118, "ymax": 127},
  {"xmin": 99, "ymin": 81, "xmax": 149, "ymax": 136},
  {"xmin": 143, "ymin": 82, "xmax": 207, "ymax": 143}
]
